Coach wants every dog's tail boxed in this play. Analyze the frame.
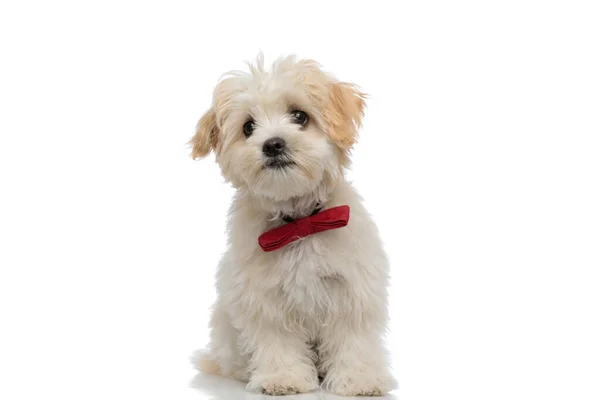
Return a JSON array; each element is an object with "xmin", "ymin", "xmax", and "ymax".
[{"xmin": 190, "ymin": 349, "xmax": 221, "ymax": 375}]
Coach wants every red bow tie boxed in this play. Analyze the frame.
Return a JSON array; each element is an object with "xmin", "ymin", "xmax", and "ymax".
[{"xmin": 258, "ymin": 205, "xmax": 350, "ymax": 252}]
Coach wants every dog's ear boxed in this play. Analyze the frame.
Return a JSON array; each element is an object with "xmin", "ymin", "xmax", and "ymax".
[
  {"xmin": 190, "ymin": 107, "xmax": 219, "ymax": 159},
  {"xmin": 325, "ymin": 82, "xmax": 367, "ymax": 150}
]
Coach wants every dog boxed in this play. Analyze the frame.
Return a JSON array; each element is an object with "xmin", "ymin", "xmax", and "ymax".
[{"xmin": 190, "ymin": 55, "xmax": 395, "ymax": 396}]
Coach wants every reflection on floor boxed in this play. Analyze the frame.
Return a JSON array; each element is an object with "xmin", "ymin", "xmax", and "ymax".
[{"xmin": 190, "ymin": 373, "xmax": 398, "ymax": 400}]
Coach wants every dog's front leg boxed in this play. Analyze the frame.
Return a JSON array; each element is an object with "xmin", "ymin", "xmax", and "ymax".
[
  {"xmin": 243, "ymin": 323, "xmax": 319, "ymax": 395},
  {"xmin": 319, "ymin": 321, "xmax": 396, "ymax": 396}
]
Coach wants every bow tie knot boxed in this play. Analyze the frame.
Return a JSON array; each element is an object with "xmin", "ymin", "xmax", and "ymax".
[
  {"xmin": 295, "ymin": 217, "xmax": 314, "ymax": 237},
  {"xmin": 258, "ymin": 205, "xmax": 350, "ymax": 252}
]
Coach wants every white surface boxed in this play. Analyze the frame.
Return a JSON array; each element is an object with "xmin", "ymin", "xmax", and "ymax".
[{"xmin": 1, "ymin": 1, "xmax": 599, "ymax": 399}]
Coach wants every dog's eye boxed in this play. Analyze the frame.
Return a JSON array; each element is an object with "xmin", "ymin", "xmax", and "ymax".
[
  {"xmin": 290, "ymin": 110, "xmax": 309, "ymax": 126},
  {"xmin": 243, "ymin": 120, "xmax": 256, "ymax": 137}
]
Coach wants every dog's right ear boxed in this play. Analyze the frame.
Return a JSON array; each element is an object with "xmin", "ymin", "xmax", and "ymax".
[{"xmin": 190, "ymin": 107, "xmax": 219, "ymax": 159}]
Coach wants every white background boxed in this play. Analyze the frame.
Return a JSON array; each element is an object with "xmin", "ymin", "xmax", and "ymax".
[{"xmin": 1, "ymin": 1, "xmax": 599, "ymax": 399}]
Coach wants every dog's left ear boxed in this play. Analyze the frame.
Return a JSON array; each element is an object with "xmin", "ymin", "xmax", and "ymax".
[
  {"xmin": 326, "ymin": 82, "xmax": 367, "ymax": 151},
  {"xmin": 190, "ymin": 107, "xmax": 219, "ymax": 159}
]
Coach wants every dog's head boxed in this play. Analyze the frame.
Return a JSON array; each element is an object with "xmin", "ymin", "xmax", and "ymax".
[{"xmin": 191, "ymin": 55, "xmax": 366, "ymax": 203}]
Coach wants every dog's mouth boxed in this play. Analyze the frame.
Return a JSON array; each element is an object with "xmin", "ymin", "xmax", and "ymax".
[{"xmin": 264, "ymin": 158, "xmax": 295, "ymax": 169}]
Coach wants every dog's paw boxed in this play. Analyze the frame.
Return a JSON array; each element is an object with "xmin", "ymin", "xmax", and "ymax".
[
  {"xmin": 325, "ymin": 371, "xmax": 395, "ymax": 397},
  {"xmin": 261, "ymin": 382, "xmax": 303, "ymax": 396},
  {"xmin": 248, "ymin": 372, "xmax": 319, "ymax": 395}
]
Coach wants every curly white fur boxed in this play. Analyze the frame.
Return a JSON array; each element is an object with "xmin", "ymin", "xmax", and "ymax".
[{"xmin": 191, "ymin": 55, "xmax": 395, "ymax": 396}]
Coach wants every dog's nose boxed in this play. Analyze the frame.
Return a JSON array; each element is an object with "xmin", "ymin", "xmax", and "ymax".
[{"xmin": 262, "ymin": 137, "xmax": 286, "ymax": 157}]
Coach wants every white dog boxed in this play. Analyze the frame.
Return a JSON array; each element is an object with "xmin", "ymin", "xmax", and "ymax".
[{"xmin": 191, "ymin": 55, "xmax": 395, "ymax": 397}]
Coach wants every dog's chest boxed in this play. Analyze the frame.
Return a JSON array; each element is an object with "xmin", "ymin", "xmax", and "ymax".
[{"xmin": 273, "ymin": 235, "xmax": 343, "ymax": 310}]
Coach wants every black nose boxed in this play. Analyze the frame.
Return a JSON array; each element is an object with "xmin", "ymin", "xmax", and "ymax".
[{"xmin": 262, "ymin": 137, "xmax": 286, "ymax": 157}]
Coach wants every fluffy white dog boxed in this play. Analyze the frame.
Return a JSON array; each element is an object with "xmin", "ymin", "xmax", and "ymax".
[{"xmin": 191, "ymin": 55, "xmax": 395, "ymax": 396}]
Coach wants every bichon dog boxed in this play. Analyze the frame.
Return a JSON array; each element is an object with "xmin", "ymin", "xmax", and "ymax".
[{"xmin": 191, "ymin": 55, "xmax": 395, "ymax": 397}]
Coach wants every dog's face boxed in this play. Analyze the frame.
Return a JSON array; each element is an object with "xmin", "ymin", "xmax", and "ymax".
[{"xmin": 191, "ymin": 56, "xmax": 365, "ymax": 202}]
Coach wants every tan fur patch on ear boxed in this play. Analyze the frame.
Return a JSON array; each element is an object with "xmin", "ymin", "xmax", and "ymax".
[
  {"xmin": 325, "ymin": 82, "xmax": 367, "ymax": 152},
  {"xmin": 190, "ymin": 108, "xmax": 219, "ymax": 159}
]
